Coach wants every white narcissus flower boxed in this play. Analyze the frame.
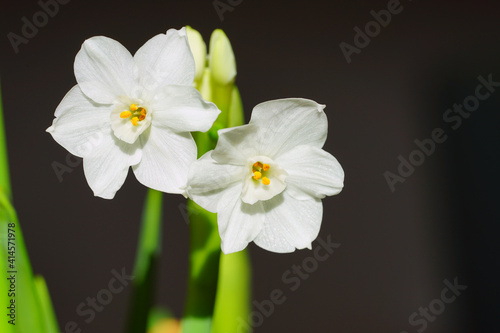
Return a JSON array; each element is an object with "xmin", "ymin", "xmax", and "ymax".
[
  {"xmin": 47, "ymin": 28, "xmax": 220, "ymax": 199},
  {"xmin": 186, "ymin": 98, "xmax": 344, "ymax": 254}
]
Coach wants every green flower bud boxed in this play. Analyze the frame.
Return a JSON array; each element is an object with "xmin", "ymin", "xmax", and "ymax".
[
  {"xmin": 209, "ymin": 29, "xmax": 236, "ymax": 86},
  {"xmin": 186, "ymin": 26, "xmax": 207, "ymax": 84}
]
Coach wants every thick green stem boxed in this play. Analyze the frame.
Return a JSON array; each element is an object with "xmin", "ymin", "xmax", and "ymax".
[
  {"xmin": 182, "ymin": 200, "xmax": 221, "ymax": 332},
  {"xmin": 211, "ymin": 250, "xmax": 251, "ymax": 333}
]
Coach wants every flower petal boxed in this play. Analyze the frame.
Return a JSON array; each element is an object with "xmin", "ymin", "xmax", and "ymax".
[
  {"xmin": 253, "ymin": 192, "xmax": 323, "ymax": 253},
  {"xmin": 210, "ymin": 124, "xmax": 258, "ymax": 165},
  {"xmin": 151, "ymin": 85, "xmax": 220, "ymax": 133},
  {"xmin": 132, "ymin": 126, "xmax": 197, "ymax": 194},
  {"xmin": 134, "ymin": 28, "xmax": 195, "ymax": 93},
  {"xmin": 74, "ymin": 36, "xmax": 138, "ymax": 104},
  {"xmin": 250, "ymin": 98, "xmax": 328, "ymax": 158},
  {"xmin": 217, "ymin": 186, "xmax": 265, "ymax": 254},
  {"xmin": 83, "ymin": 130, "xmax": 141, "ymax": 199},
  {"xmin": 277, "ymin": 145, "xmax": 344, "ymax": 200},
  {"xmin": 47, "ymin": 85, "xmax": 110, "ymax": 157},
  {"xmin": 186, "ymin": 151, "xmax": 245, "ymax": 213}
]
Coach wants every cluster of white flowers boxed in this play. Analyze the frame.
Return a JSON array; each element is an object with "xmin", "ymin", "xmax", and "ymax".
[{"xmin": 47, "ymin": 28, "xmax": 344, "ymax": 254}]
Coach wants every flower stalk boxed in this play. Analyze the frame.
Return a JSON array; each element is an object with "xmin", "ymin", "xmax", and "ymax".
[{"xmin": 183, "ymin": 28, "xmax": 251, "ymax": 333}]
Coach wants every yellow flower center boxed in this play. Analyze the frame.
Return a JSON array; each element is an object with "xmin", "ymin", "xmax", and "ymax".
[
  {"xmin": 120, "ymin": 104, "xmax": 147, "ymax": 126},
  {"xmin": 252, "ymin": 161, "xmax": 271, "ymax": 185}
]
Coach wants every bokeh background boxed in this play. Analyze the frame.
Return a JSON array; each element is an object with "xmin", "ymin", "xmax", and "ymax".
[{"xmin": 1, "ymin": 0, "xmax": 499, "ymax": 332}]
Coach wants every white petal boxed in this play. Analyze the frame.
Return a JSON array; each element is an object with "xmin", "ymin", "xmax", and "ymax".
[
  {"xmin": 210, "ymin": 124, "xmax": 258, "ymax": 165},
  {"xmin": 151, "ymin": 85, "xmax": 220, "ymax": 133},
  {"xmin": 74, "ymin": 36, "xmax": 138, "ymax": 104},
  {"xmin": 277, "ymin": 145, "xmax": 344, "ymax": 200},
  {"xmin": 186, "ymin": 151, "xmax": 245, "ymax": 213},
  {"xmin": 217, "ymin": 186, "xmax": 265, "ymax": 254},
  {"xmin": 83, "ymin": 130, "xmax": 141, "ymax": 199},
  {"xmin": 47, "ymin": 85, "xmax": 110, "ymax": 157},
  {"xmin": 134, "ymin": 28, "xmax": 195, "ymax": 93},
  {"xmin": 253, "ymin": 192, "xmax": 323, "ymax": 253},
  {"xmin": 241, "ymin": 156, "xmax": 287, "ymax": 205},
  {"xmin": 132, "ymin": 125, "xmax": 197, "ymax": 194},
  {"xmin": 249, "ymin": 98, "xmax": 328, "ymax": 158}
]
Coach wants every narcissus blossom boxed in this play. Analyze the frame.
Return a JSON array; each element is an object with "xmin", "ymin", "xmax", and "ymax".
[
  {"xmin": 186, "ymin": 99, "xmax": 344, "ymax": 254},
  {"xmin": 47, "ymin": 28, "xmax": 220, "ymax": 199}
]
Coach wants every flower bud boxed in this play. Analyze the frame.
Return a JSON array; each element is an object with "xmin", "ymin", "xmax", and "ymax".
[
  {"xmin": 186, "ymin": 26, "xmax": 207, "ymax": 84},
  {"xmin": 209, "ymin": 29, "xmax": 236, "ymax": 86}
]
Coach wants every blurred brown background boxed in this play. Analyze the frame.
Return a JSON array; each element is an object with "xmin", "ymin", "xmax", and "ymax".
[{"xmin": 1, "ymin": 0, "xmax": 499, "ymax": 332}]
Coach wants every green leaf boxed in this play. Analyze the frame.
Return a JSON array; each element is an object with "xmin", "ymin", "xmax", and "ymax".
[
  {"xmin": 126, "ymin": 189, "xmax": 163, "ymax": 333},
  {"xmin": 0, "ymin": 82, "xmax": 52, "ymax": 332},
  {"xmin": 34, "ymin": 276, "xmax": 59, "ymax": 333},
  {"xmin": 0, "ymin": 80, "xmax": 11, "ymax": 201},
  {"xmin": 0, "ymin": 191, "xmax": 45, "ymax": 333}
]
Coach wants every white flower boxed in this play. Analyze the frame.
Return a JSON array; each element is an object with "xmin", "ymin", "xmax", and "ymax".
[
  {"xmin": 186, "ymin": 98, "xmax": 344, "ymax": 254},
  {"xmin": 47, "ymin": 28, "xmax": 220, "ymax": 199}
]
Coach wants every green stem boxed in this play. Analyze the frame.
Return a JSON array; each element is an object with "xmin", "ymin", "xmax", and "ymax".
[
  {"xmin": 211, "ymin": 250, "xmax": 251, "ymax": 333},
  {"xmin": 126, "ymin": 189, "xmax": 163, "ymax": 333},
  {"xmin": 182, "ymin": 200, "xmax": 221, "ymax": 333}
]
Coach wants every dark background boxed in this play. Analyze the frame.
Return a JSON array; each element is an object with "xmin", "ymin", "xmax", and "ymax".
[{"xmin": 1, "ymin": 0, "xmax": 499, "ymax": 332}]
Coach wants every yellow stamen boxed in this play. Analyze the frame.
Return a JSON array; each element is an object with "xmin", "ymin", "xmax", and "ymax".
[
  {"xmin": 262, "ymin": 177, "xmax": 270, "ymax": 185},
  {"xmin": 120, "ymin": 111, "xmax": 132, "ymax": 118},
  {"xmin": 131, "ymin": 117, "xmax": 139, "ymax": 126},
  {"xmin": 140, "ymin": 109, "xmax": 147, "ymax": 116},
  {"xmin": 130, "ymin": 104, "xmax": 138, "ymax": 111},
  {"xmin": 263, "ymin": 164, "xmax": 270, "ymax": 171},
  {"xmin": 253, "ymin": 171, "xmax": 262, "ymax": 180},
  {"xmin": 253, "ymin": 162, "xmax": 263, "ymax": 170}
]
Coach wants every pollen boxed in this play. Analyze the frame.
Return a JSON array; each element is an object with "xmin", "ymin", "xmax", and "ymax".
[
  {"xmin": 120, "ymin": 104, "xmax": 148, "ymax": 126},
  {"xmin": 251, "ymin": 160, "xmax": 272, "ymax": 185},
  {"xmin": 120, "ymin": 111, "xmax": 132, "ymax": 118}
]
